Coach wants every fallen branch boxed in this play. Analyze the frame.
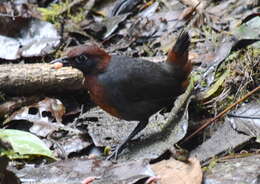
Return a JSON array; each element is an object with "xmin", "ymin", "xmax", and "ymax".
[{"xmin": 0, "ymin": 63, "xmax": 84, "ymax": 95}]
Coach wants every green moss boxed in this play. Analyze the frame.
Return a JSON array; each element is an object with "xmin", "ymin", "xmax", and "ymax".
[
  {"xmin": 38, "ymin": 0, "xmax": 85, "ymax": 26},
  {"xmin": 38, "ymin": 0, "xmax": 70, "ymax": 23},
  {"xmin": 68, "ymin": 7, "xmax": 85, "ymax": 23},
  {"xmin": 202, "ymin": 26, "xmax": 219, "ymax": 46},
  {"xmin": 196, "ymin": 45, "xmax": 259, "ymax": 115},
  {"xmin": 104, "ymin": 146, "xmax": 111, "ymax": 156},
  {"xmin": 202, "ymin": 157, "xmax": 218, "ymax": 172}
]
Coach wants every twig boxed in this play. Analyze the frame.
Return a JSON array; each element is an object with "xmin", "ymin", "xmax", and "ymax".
[{"xmin": 181, "ymin": 86, "xmax": 260, "ymax": 144}]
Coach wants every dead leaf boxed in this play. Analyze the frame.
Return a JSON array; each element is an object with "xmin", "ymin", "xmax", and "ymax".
[
  {"xmin": 229, "ymin": 102, "xmax": 260, "ymax": 140},
  {"xmin": 204, "ymin": 155, "xmax": 260, "ymax": 184},
  {"xmin": 190, "ymin": 120, "xmax": 251, "ymax": 162},
  {"xmin": 9, "ymin": 158, "xmax": 154, "ymax": 184},
  {"xmin": 4, "ymin": 98, "xmax": 65, "ymax": 137},
  {"xmin": 0, "ymin": 2, "xmax": 60, "ymax": 60},
  {"xmin": 151, "ymin": 158, "xmax": 202, "ymax": 184}
]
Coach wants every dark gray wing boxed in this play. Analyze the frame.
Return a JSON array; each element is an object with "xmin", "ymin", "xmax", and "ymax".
[{"xmin": 100, "ymin": 56, "xmax": 183, "ymax": 102}]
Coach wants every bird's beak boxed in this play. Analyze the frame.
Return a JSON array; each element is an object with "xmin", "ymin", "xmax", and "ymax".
[{"xmin": 50, "ymin": 56, "xmax": 70, "ymax": 69}]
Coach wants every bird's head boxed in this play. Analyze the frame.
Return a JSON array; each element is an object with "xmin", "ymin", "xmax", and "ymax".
[{"xmin": 51, "ymin": 45, "xmax": 111, "ymax": 75}]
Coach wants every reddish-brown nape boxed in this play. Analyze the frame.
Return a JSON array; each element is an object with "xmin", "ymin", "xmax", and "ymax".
[
  {"xmin": 66, "ymin": 44, "xmax": 111, "ymax": 72},
  {"xmin": 66, "ymin": 44, "xmax": 108, "ymax": 58}
]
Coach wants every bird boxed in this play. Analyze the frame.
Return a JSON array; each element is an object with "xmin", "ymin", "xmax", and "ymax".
[{"xmin": 51, "ymin": 31, "xmax": 192, "ymax": 160}]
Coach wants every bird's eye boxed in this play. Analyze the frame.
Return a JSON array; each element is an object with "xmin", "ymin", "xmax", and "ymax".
[{"xmin": 75, "ymin": 55, "xmax": 88, "ymax": 64}]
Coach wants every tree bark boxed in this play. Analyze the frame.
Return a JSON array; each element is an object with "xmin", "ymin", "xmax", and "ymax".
[{"xmin": 0, "ymin": 63, "xmax": 84, "ymax": 95}]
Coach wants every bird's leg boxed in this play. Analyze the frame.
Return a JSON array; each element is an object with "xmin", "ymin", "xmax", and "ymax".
[{"xmin": 106, "ymin": 120, "xmax": 148, "ymax": 160}]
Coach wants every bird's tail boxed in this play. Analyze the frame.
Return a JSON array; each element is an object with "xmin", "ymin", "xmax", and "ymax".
[{"xmin": 166, "ymin": 31, "xmax": 192, "ymax": 89}]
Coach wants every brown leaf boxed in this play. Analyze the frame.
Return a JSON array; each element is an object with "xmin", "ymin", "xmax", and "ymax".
[{"xmin": 151, "ymin": 158, "xmax": 202, "ymax": 184}]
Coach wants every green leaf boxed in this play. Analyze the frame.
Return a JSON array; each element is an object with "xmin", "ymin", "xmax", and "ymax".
[
  {"xmin": 197, "ymin": 70, "xmax": 229, "ymax": 100},
  {"xmin": 0, "ymin": 129, "xmax": 56, "ymax": 160}
]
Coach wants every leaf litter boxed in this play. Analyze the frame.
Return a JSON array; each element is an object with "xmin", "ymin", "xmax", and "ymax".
[{"xmin": 0, "ymin": 0, "xmax": 259, "ymax": 184}]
